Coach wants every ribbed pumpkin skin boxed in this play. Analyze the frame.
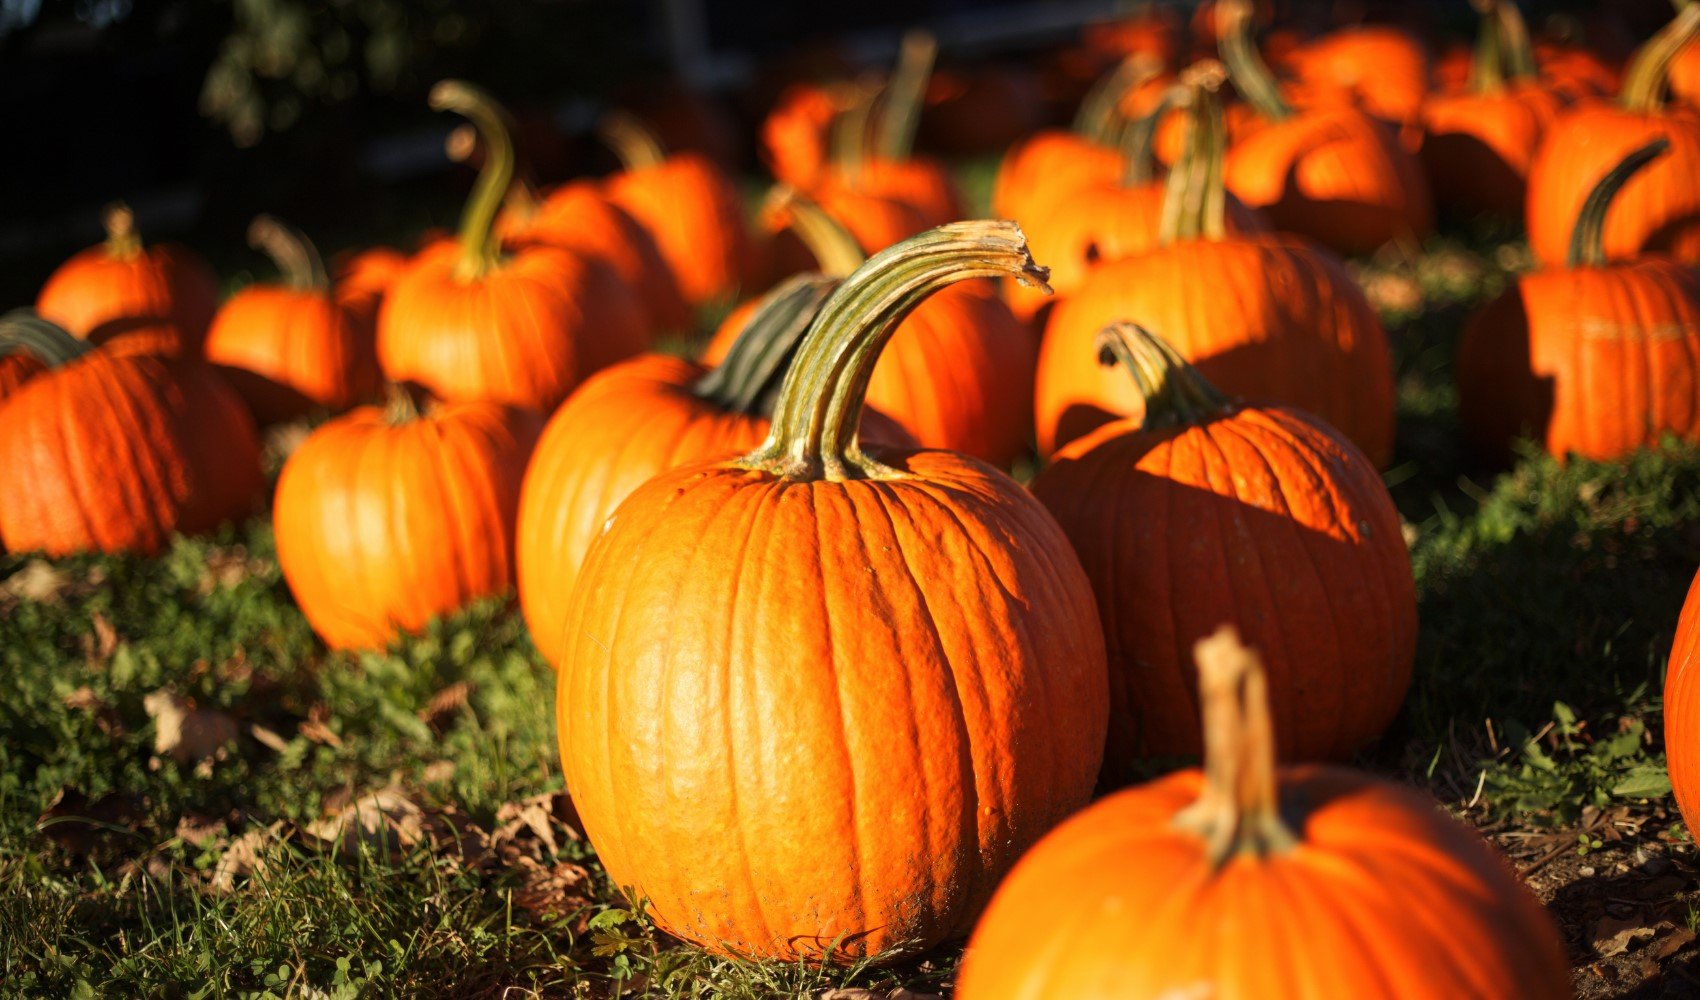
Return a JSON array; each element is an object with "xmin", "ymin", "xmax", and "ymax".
[
  {"xmin": 273, "ymin": 401, "xmax": 541, "ymax": 651},
  {"xmin": 1421, "ymin": 86, "xmax": 1564, "ymax": 221},
  {"xmin": 991, "ymin": 131, "xmax": 1124, "ymax": 226},
  {"xmin": 376, "ymin": 242, "xmax": 647, "ymax": 411},
  {"xmin": 1224, "ymin": 107, "xmax": 1433, "ymax": 254},
  {"xmin": 205, "ymin": 287, "xmax": 381, "ymax": 425},
  {"xmin": 605, "ymin": 152, "xmax": 757, "ymax": 306},
  {"xmin": 1525, "ymin": 107, "xmax": 1700, "ymax": 267},
  {"xmin": 1032, "ymin": 405, "xmax": 1415, "ymax": 772},
  {"xmin": 1290, "ymin": 25, "xmax": 1430, "ymax": 127},
  {"xmin": 0, "ymin": 355, "xmax": 47, "ymax": 403},
  {"xmin": 37, "ymin": 243, "xmax": 218, "ymax": 355},
  {"xmin": 1674, "ymin": 45, "xmax": 1700, "ymax": 110},
  {"xmin": 825, "ymin": 156, "xmax": 965, "ymax": 229},
  {"xmin": 558, "ymin": 451, "xmax": 1109, "ymax": 960},
  {"xmin": 1666, "ymin": 569, "xmax": 1700, "ymax": 833},
  {"xmin": 762, "ymin": 84, "xmax": 840, "ymax": 190},
  {"xmin": 765, "ymin": 192, "xmax": 928, "ymax": 283},
  {"xmin": 955, "ymin": 765, "xmax": 1573, "ymax": 999},
  {"xmin": 1457, "ymin": 258, "xmax": 1700, "ymax": 464},
  {"xmin": 1036, "ymin": 237, "xmax": 1396, "ymax": 464},
  {"xmin": 0, "ymin": 355, "xmax": 261, "ymax": 555}
]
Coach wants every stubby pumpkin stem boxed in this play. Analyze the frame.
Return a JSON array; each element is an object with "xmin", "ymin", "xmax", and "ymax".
[
  {"xmin": 1621, "ymin": 3, "xmax": 1700, "ymax": 113},
  {"xmin": 1072, "ymin": 54, "xmax": 1163, "ymax": 146},
  {"xmin": 1567, "ymin": 138, "xmax": 1670, "ymax": 269},
  {"xmin": 1158, "ymin": 64, "xmax": 1230, "ymax": 245},
  {"xmin": 446, "ymin": 123, "xmax": 542, "ymax": 221},
  {"xmin": 248, "ymin": 215, "xmax": 329, "ymax": 293},
  {"xmin": 384, "ymin": 382, "xmax": 427, "ymax": 426},
  {"xmin": 693, "ymin": 273, "xmax": 842, "ymax": 416},
  {"xmin": 0, "ymin": 309, "xmax": 97, "ymax": 368},
  {"xmin": 764, "ymin": 187, "xmax": 867, "ymax": 278},
  {"xmin": 1172, "ymin": 625, "xmax": 1299, "ymax": 869},
  {"xmin": 876, "ymin": 29, "xmax": 938, "ymax": 162},
  {"xmin": 1216, "ymin": 0, "xmax": 1294, "ymax": 122},
  {"xmin": 741, "ymin": 221, "xmax": 1050, "ymax": 481},
  {"xmin": 598, "ymin": 111, "xmax": 669, "ymax": 171},
  {"xmin": 429, "ymin": 80, "xmax": 517, "ymax": 282},
  {"xmin": 1096, "ymin": 322, "xmax": 1232, "ymax": 429},
  {"xmin": 102, "ymin": 202, "xmax": 142, "ymax": 260}
]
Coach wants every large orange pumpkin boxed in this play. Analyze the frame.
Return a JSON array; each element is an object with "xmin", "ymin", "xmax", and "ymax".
[
  {"xmin": 1288, "ymin": 22, "xmax": 1430, "ymax": 128},
  {"xmin": 1032, "ymin": 323, "xmax": 1415, "ymax": 780},
  {"xmin": 760, "ymin": 81, "xmax": 848, "ymax": 190},
  {"xmin": 273, "ymin": 389, "xmax": 541, "ymax": 651},
  {"xmin": 1525, "ymin": 6, "xmax": 1700, "ymax": 267},
  {"xmin": 1460, "ymin": 138, "xmax": 1700, "ymax": 464},
  {"xmin": 204, "ymin": 216, "xmax": 380, "ymax": 425},
  {"xmin": 36, "ymin": 203, "xmax": 219, "ymax": 356},
  {"xmin": 1667, "ymin": 568, "xmax": 1700, "ymax": 834},
  {"xmin": 955, "ymin": 627, "xmax": 1572, "ymax": 999},
  {"xmin": 557, "ymin": 222, "xmax": 1107, "ymax": 962},
  {"xmin": 1036, "ymin": 80, "xmax": 1396, "ymax": 465},
  {"xmin": 333, "ymin": 245, "xmax": 409, "ymax": 329},
  {"xmin": 762, "ymin": 182, "xmax": 928, "ymax": 284},
  {"xmin": 378, "ymin": 82, "xmax": 648, "ymax": 412},
  {"xmin": 0, "ymin": 309, "xmax": 71, "ymax": 403},
  {"xmin": 0, "ymin": 315, "xmax": 261, "ymax": 556}
]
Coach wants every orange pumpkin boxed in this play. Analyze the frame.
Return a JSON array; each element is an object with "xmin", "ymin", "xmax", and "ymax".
[
  {"xmin": 333, "ymin": 245, "xmax": 409, "ymax": 329},
  {"xmin": 1667, "ymin": 568, "xmax": 1700, "ymax": 834},
  {"xmin": 955, "ymin": 627, "xmax": 1572, "ymax": 1000},
  {"xmin": 1032, "ymin": 323, "xmax": 1415, "ymax": 779},
  {"xmin": 760, "ymin": 82, "xmax": 847, "ymax": 190},
  {"xmin": 557, "ymin": 222, "xmax": 1107, "ymax": 962},
  {"xmin": 36, "ymin": 203, "xmax": 218, "ymax": 356},
  {"xmin": 273, "ymin": 389, "xmax": 541, "ymax": 651},
  {"xmin": 762, "ymin": 182, "xmax": 928, "ymax": 284},
  {"xmin": 1036, "ymin": 77, "xmax": 1396, "ymax": 465},
  {"xmin": 0, "ymin": 314, "xmax": 261, "ymax": 556},
  {"xmin": 1460, "ymin": 138, "xmax": 1700, "ymax": 464},
  {"xmin": 378, "ymin": 82, "xmax": 648, "ymax": 411},
  {"xmin": 1288, "ymin": 22, "xmax": 1430, "ymax": 128},
  {"xmin": 1672, "ymin": 26, "xmax": 1700, "ymax": 108},
  {"xmin": 0, "ymin": 310, "xmax": 66, "ymax": 403},
  {"xmin": 204, "ymin": 216, "xmax": 380, "ymax": 425},
  {"xmin": 1525, "ymin": 6, "xmax": 1700, "ymax": 267}
]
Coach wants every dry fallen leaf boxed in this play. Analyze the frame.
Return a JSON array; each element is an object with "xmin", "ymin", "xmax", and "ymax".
[
  {"xmin": 1651, "ymin": 926, "xmax": 1697, "ymax": 961},
  {"xmin": 299, "ymin": 703, "xmax": 343, "ymax": 748},
  {"xmin": 175, "ymin": 813, "xmax": 228, "ymax": 847},
  {"xmin": 1592, "ymin": 913, "xmax": 1666, "ymax": 959},
  {"xmin": 305, "ymin": 789, "xmax": 428, "ymax": 855},
  {"xmin": 420, "ymin": 681, "xmax": 472, "ymax": 731},
  {"xmin": 1, "ymin": 559, "xmax": 72, "ymax": 603},
  {"xmin": 819, "ymin": 990, "xmax": 943, "ymax": 1000},
  {"xmin": 421, "ymin": 760, "xmax": 457, "ymax": 784},
  {"xmin": 210, "ymin": 823, "xmax": 283, "ymax": 894},
  {"xmin": 143, "ymin": 691, "xmax": 242, "ymax": 764},
  {"xmin": 86, "ymin": 612, "xmax": 119, "ymax": 663},
  {"xmin": 249, "ymin": 723, "xmax": 290, "ymax": 752},
  {"xmin": 513, "ymin": 861, "xmax": 595, "ymax": 928},
  {"xmin": 197, "ymin": 546, "xmax": 266, "ymax": 594},
  {"xmin": 64, "ymin": 687, "xmax": 124, "ymax": 737}
]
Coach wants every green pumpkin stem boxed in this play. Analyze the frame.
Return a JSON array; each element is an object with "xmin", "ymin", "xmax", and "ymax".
[
  {"xmin": 1466, "ymin": 0, "xmax": 1507, "ymax": 93},
  {"xmin": 101, "ymin": 202, "xmax": 142, "ymax": 260},
  {"xmin": 1173, "ymin": 626, "xmax": 1299, "ymax": 869},
  {"xmin": 1096, "ymin": 322, "xmax": 1232, "ymax": 429},
  {"xmin": 876, "ymin": 29, "xmax": 938, "ymax": 162},
  {"xmin": 247, "ymin": 215, "xmax": 329, "ymax": 292},
  {"xmin": 766, "ymin": 187, "xmax": 867, "ymax": 278},
  {"xmin": 1117, "ymin": 82, "xmax": 1181, "ymax": 187},
  {"xmin": 1494, "ymin": 0, "xmax": 1539, "ymax": 82},
  {"xmin": 0, "ymin": 309, "xmax": 96, "ymax": 368},
  {"xmin": 1072, "ymin": 54, "xmax": 1162, "ymax": 145},
  {"xmin": 1621, "ymin": 3, "xmax": 1700, "ymax": 113},
  {"xmin": 446, "ymin": 123, "xmax": 542, "ymax": 222},
  {"xmin": 830, "ymin": 78, "xmax": 883, "ymax": 186},
  {"xmin": 1216, "ymin": 0, "xmax": 1294, "ymax": 121},
  {"xmin": 1567, "ymin": 138, "xmax": 1671, "ymax": 269},
  {"xmin": 1158, "ymin": 65, "xmax": 1231, "ymax": 246},
  {"xmin": 741, "ymin": 221, "xmax": 1049, "ymax": 481},
  {"xmin": 383, "ymin": 383, "xmax": 426, "ymax": 426},
  {"xmin": 429, "ymin": 80, "xmax": 517, "ymax": 282},
  {"xmin": 693, "ymin": 273, "xmax": 842, "ymax": 416},
  {"xmin": 597, "ymin": 111, "xmax": 669, "ymax": 171}
]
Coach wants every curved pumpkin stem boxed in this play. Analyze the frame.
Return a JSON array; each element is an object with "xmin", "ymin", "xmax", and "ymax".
[
  {"xmin": 693, "ymin": 273, "xmax": 842, "ymax": 417},
  {"xmin": 429, "ymin": 80, "xmax": 517, "ymax": 282},
  {"xmin": 1072, "ymin": 54, "xmax": 1162, "ymax": 145},
  {"xmin": 1494, "ymin": 0, "xmax": 1539, "ymax": 83},
  {"xmin": 446, "ymin": 123, "xmax": 543, "ymax": 223},
  {"xmin": 0, "ymin": 309, "xmax": 96, "ymax": 369},
  {"xmin": 1158, "ymin": 64, "xmax": 1230, "ymax": 245},
  {"xmin": 1117, "ymin": 81, "xmax": 1183, "ymax": 187},
  {"xmin": 830, "ymin": 78, "xmax": 883, "ymax": 187},
  {"xmin": 248, "ymin": 215, "xmax": 329, "ymax": 293},
  {"xmin": 1466, "ymin": 0, "xmax": 1507, "ymax": 93},
  {"xmin": 598, "ymin": 111, "xmax": 669, "ymax": 171},
  {"xmin": 741, "ymin": 221, "xmax": 1050, "ymax": 481},
  {"xmin": 1567, "ymin": 138, "xmax": 1670, "ymax": 269},
  {"xmin": 1216, "ymin": 0, "xmax": 1294, "ymax": 122},
  {"xmin": 876, "ymin": 29, "xmax": 938, "ymax": 162},
  {"xmin": 102, "ymin": 202, "xmax": 142, "ymax": 260},
  {"xmin": 1172, "ymin": 625, "xmax": 1298, "ymax": 869},
  {"xmin": 1096, "ymin": 322, "xmax": 1232, "ymax": 429},
  {"xmin": 1621, "ymin": 3, "xmax": 1700, "ymax": 113},
  {"xmin": 764, "ymin": 187, "xmax": 867, "ymax": 278}
]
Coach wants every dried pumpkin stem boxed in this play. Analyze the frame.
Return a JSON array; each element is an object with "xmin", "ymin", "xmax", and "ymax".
[
  {"xmin": 247, "ymin": 215, "xmax": 329, "ymax": 292},
  {"xmin": 1172, "ymin": 626, "xmax": 1298, "ymax": 870},
  {"xmin": 1117, "ymin": 82, "xmax": 1180, "ymax": 187},
  {"xmin": 830, "ymin": 78, "xmax": 883, "ymax": 186},
  {"xmin": 1621, "ymin": 3, "xmax": 1700, "ymax": 113},
  {"xmin": 429, "ymin": 80, "xmax": 516, "ymax": 282},
  {"xmin": 765, "ymin": 187, "xmax": 867, "ymax": 278},
  {"xmin": 1216, "ymin": 0, "xmax": 1293, "ymax": 121},
  {"xmin": 1494, "ymin": 0, "xmax": 1539, "ymax": 82},
  {"xmin": 1096, "ymin": 322, "xmax": 1231, "ymax": 429},
  {"xmin": 1567, "ymin": 138, "xmax": 1670, "ymax": 269},
  {"xmin": 876, "ymin": 29, "xmax": 938, "ymax": 162},
  {"xmin": 597, "ymin": 111, "xmax": 668, "ymax": 171},
  {"xmin": 0, "ymin": 309, "xmax": 96, "ymax": 368},
  {"xmin": 102, "ymin": 202, "xmax": 142, "ymax": 260},
  {"xmin": 742, "ymin": 221, "xmax": 1050, "ymax": 481},
  {"xmin": 1466, "ymin": 0, "xmax": 1507, "ymax": 93},
  {"xmin": 1158, "ymin": 66, "xmax": 1230, "ymax": 245},
  {"xmin": 1072, "ymin": 54, "xmax": 1162, "ymax": 145},
  {"xmin": 446, "ymin": 123, "xmax": 542, "ymax": 221},
  {"xmin": 693, "ymin": 273, "xmax": 842, "ymax": 416}
]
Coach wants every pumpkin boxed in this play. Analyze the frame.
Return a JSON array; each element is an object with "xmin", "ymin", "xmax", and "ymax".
[
  {"xmin": 333, "ymin": 245, "xmax": 409, "ymax": 328},
  {"xmin": 378, "ymin": 81, "xmax": 649, "ymax": 412},
  {"xmin": 0, "ymin": 309, "xmax": 67, "ymax": 402},
  {"xmin": 1525, "ymin": 5, "xmax": 1700, "ymax": 267},
  {"xmin": 762, "ymin": 182, "xmax": 927, "ymax": 284},
  {"xmin": 0, "ymin": 312, "xmax": 261, "ymax": 556},
  {"xmin": 516, "ymin": 273, "xmax": 912, "ymax": 667},
  {"xmin": 1673, "ymin": 20, "xmax": 1700, "ymax": 108},
  {"xmin": 1288, "ymin": 22, "xmax": 1430, "ymax": 129},
  {"xmin": 1459, "ymin": 138, "xmax": 1700, "ymax": 464},
  {"xmin": 705, "ymin": 195, "xmax": 1037, "ymax": 466},
  {"xmin": 1036, "ymin": 75, "xmax": 1396, "ymax": 465},
  {"xmin": 557, "ymin": 221, "xmax": 1108, "ymax": 962},
  {"xmin": 1667, "ymin": 568, "xmax": 1700, "ymax": 834},
  {"xmin": 36, "ymin": 202, "xmax": 219, "ymax": 355},
  {"xmin": 1031, "ymin": 323, "xmax": 1415, "ymax": 779},
  {"xmin": 761, "ymin": 82, "xmax": 848, "ymax": 190},
  {"xmin": 204, "ymin": 216, "xmax": 380, "ymax": 425},
  {"xmin": 1214, "ymin": 0, "xmax": 1433, "ymax": 254},
  {"xmin": 600, "ymin": 111, "xmax": 759, "ymax": 307},
  {"xmin": 1420, "ymin": 1, "xmax": 1565, "ymax": 222},
  {"xmin": 955, "ymin": 627, "xmax": 1572, "ymax": 1000},
  {"xmin": 273, "ymin": 388, "xmax": 542, "ymax": 651}
]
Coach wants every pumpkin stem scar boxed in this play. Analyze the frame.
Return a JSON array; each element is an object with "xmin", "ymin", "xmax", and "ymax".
[
  {"xmin": 764, "ymin": 187, "xmax": 866, "ymax": 278},
  {"xmin": 247, "ymin": 215, "xmax": 330, "ymax": 292},
  {"xmin": 739, "ymin": 221, "xmax": 1050, "ymax": 482},
  {"xmin": 101, "ymin": 202, "xmax": 143, "ymax": 260},
  {"xmin": 1072, "ymin": 53, "xmax": 1163, "ymax": 146},
  {"xmin": 1159, "ymin": 63, "xmax": 1231, "ymax": 245},
  {"xmin": 1095, "ymin": 322, "xmax": 1234, "ymax": 430},
  {"xmin": 1567, "ymin": 138, "xmax": 1671, "ymax": 269},
  {"xmin": 429, "ymin": 79, "xmax": 518, "ymax": 283},
  {"xmin": 1621, "ymin": 3, "xmax": 1700, "ymax": 114},
  {"xmin": 1216, "ymin": 0, "xmax": 1294, "ymax": 122},
  {"xmin": 0, "ymin": 309, "xmax": 97, "ymax": 370}
]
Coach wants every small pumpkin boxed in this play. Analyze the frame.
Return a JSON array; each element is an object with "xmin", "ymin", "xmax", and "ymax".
[
  {"xmin": 378, "ymin": 81, "xmax": 649, "ymax": 412},
  {"xmin": 1667, "ymin": 567, "xmax": 1700, "ymax": 834},
  {"xmin": 558, "ymin": 221, "xmax": 1107, "ymax": 962},
  {"xmin": 955, "ymin": 627, "xmax": 1572, "ymax": 1000},
  {"xmin": 204, "ymin": 216, "xmax": 381, "ymax": 425},
  {"xmin": 760, "ymin": 81, "xmax": 849, "ymax": 190},
  {"xmin": 1459, "ymin": 138, "xmax": 1700, "ymax": 464},
  {"xmin": 0, "ymin": 312, "xmax": 261, "ymax": 556},
  {"xmin": 1032, "ymin": 323, "xmax": 1415, "ymax": 778},
  {"xmin": 37, "ymin": 202, "xmax": 219, "ymax": 355},
  {"xmin": 273, "ymin": 387, "xmax": 542, "ymax": 651}
]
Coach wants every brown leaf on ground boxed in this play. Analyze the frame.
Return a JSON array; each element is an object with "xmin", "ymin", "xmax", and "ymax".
[
  {"xmin": 419, "ymin": 681, "xmax": 472, "ymax": 731},
  {"xmin": 819, "ymin": 990, "xmax": 943, "ymax": 1000},
  {"xmin": 85, "ymin": 612, "xmax": 119, "ymax": 663},
  {"xmin": 175, "ymin": 813, "xmax": 228, "ymax": 847},
  {"xmin": 63, "ymin": 687, "xmax": 124, "ymax": 737},
  {"xmin": 421, "ymin": 760, "xmax": 456, "ymax": 784},
  {"xmin": 512, "ymin": 861, "xmax": 594, "ymax": 929},
  {"xmin": 1593, "ymin": 914, "xmax": 1667, "ymax": 959},
  {"xmin": 1651, "ymin": 927, "xmax": 1697, "ymax": 961},
  {"xmin": 305, "ymin": 788, "xmax": 428, "ymax": 855},
  {"xmin": 143, "ymin": 691, "xmax": 242, "ymax": 764},
  {"xmin": 490, "ymin": 792, "xmax": 582, "ymax": 863},
  {"xmin": 197, "ymin": 546, "xmax": 266, "ymax": 594},
  {"xmin": 1, "ymin": 559, "xmax": 72, "ymax": 604},
  {"xmin": 249, "ymin": 723, "xmax": 289, "ymax": 752},
  {"xmin": 299, "ymin": 703, "xmax": 343, "ymax": 747},
  {"xmin": 210, "ymin": 823, "xmax": 283, "ymax": 894}
]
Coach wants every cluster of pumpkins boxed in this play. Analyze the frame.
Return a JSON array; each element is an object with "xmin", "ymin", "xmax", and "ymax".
[{"xmin": 6, "ymin": 0, "xmax": 1700, "ymax": 993}]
